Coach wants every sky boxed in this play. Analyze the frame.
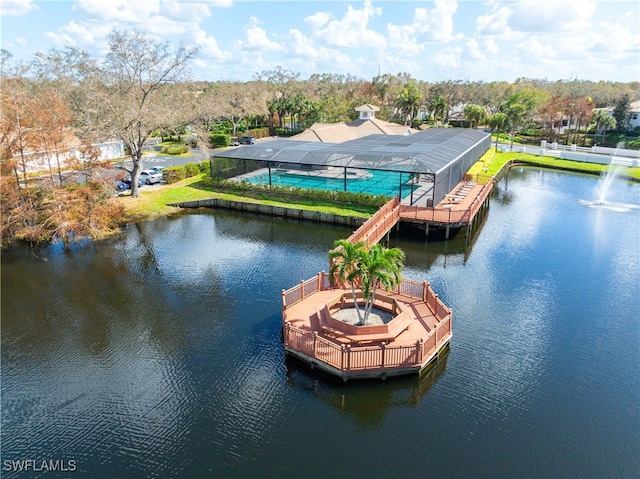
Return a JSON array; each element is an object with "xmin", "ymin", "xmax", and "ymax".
[{"xmin": 1, "ymin": 0, "xmax": 639, "ymax": 83}]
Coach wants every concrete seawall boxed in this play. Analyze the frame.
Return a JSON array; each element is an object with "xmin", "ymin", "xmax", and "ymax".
[{"xmin": 170, "ymin": 198, "xmax": 367, "ymax": 227}]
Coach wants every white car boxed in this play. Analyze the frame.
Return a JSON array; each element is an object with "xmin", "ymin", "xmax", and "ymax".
[{"xmin": 140, "ymin": 169, "xmax": 163, "ymax": 185}]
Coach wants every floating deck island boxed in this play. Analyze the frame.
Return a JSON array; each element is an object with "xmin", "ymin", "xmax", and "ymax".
[{"xmin": 282, "ymin": 272, "xmax": 452, "ymax": 381}]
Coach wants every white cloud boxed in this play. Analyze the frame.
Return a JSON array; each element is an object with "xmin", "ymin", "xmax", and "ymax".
[
  {"xmin": 513, "ymin": 37, "xmax": 558, "ymax": 61},
  {"xmin": 312, "ymin": 0, "xmax": 387, "ymax": 50},
  {"xmin": 192, "ymin": 29, "xmax": 232, "ymax": 60},
  {"xmin": 475, "ymin": 6, "xmax": 512, "ymax": 36},
  {"xmin": 387, "ymin": 0, "xmax": 462, "ymax": 56},
  {"xmin": 0, "ymin": 0, "xmax": 38, "ymax": 17},
  {"xmin": 483, "ymin": 37, "xmax": 499, "ymax": 55},
  {"xmin": 387, "ymin": 0, "xmax": 462, "ymax": 53},
  {"xmin": 432, "ymin": 46, "xmax": 462, "ymax": 68},
  {"xmin": 286, "ymin": 29, "xmax": 352, "ymax": 66},
  {"xmin": 46, "ymin": 20, "xmax": 112, "ymax": 48},
  {"xmin": 233, "ymin": 16, "xmax": 283, "ymax": 52},
  {"xmin": 304, "ymin": 11, "xmax": 331, "ymax": 32},
  {"xmin": 508, "ymin": 0, "xmax": 597, "ymax": 33}
]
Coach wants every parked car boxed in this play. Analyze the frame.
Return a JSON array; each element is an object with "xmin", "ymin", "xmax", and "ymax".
[
  {"xmin": 149, "ymin": 166, "xmax": 164, "ymax": 173},
  {"xmin": 230, "ymin": 138, "xmax": 240, "ymax": 146},
  {"xmin": 237, "ymin": 135, "xmax": 255, "ymax": 145},
  {"xmin": 120, "ymin": 177, "xmax": 144, "ymax": 189},
  {"xmin": 139, "ymin": 169, "xmax": 163, "ymax": 185}
]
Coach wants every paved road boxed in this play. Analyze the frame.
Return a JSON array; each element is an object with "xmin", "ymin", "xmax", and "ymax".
[{"xmin": 114, "ymin": 148, "xmax": 211, "ymax": 171}]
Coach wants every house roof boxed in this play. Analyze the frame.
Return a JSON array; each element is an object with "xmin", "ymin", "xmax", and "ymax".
[
  {"xmin": 354, "ymin": 104, "xmax": 380, "ymax": 112},
  {"xmin": 290, "ymin": 117, "xmax": 414, "ymax": 143},
  {"xmin": 212, "ymin": 128, "xmax": 490, "ymax": 175}
]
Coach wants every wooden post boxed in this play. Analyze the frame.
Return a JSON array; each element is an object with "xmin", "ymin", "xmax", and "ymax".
[
  {"xmin": 418, "ymin": 339, "xmax": 424, "ymax": 364},
  {"xmin": 381, "ymin": 342, "xmax": 386, "ymax": 367},
  {"xmin": 301, "ymin": 280, "xmax": 305, "ymax": 299},
  {"xmin": 422, "ymin": 282, "xmax": 427, "ymax": 303},
  {"xmin": 346, "ymin": 345, "xmax": 351, "ymax": 370},
  {"xmin": 313, "ymin": 332, "xmax": 318, "ymax": 356},
  {"xmin": 282, "ymin": 289, "xmax": 286, "ymax": 312},
  {"xmin": 341, "ymin": 344, "xmax": 346, "ymax": 370}
]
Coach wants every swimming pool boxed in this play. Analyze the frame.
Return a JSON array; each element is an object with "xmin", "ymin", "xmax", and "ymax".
[{"xmin": 244, "ymin": 169, "xmax": 417, "ymax": 198}]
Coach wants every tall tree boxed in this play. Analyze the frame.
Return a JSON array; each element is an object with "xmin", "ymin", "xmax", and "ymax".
[
  {"xmin": 503, "ymin": 103, "xmax": 526, "ymax": 149},
  {"xmin": 462, "ymin": 104, "xmax": 487, "ymax": 128},
  {"xmin": 328, "ymin": 239, "xmax": 368, "ymax": 324},
  {"xmin": 591, "ymin": 109, "xmax": 616, "ymax": 143},
  {"xmin": 328, "ymin": 240, "xmax": 405, "ymax": 326},
  {"xmin": 395, "ymin": 81, "xmax": 422, "ymax": 125},
  {"xmin": 429, "ymin": 95, "xmax": 447, "ymax": 127},
  {"xmin": 488, "ymin": 113, "xmax": 507, "ymax": 151},
  {"xmin": 35, "ymin": 30, "xmax": 198, "ymax": 198},
  {"xmin": 612, "ymin": 94, "xmax": 631, "ymax": 133}
]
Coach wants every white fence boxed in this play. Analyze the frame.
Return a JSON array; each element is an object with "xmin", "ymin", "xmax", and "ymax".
[{"xmin": 498, "ymin": 143, "xmax": 639, "ymax": 167}]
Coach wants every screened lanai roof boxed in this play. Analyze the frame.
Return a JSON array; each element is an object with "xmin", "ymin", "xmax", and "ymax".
[{"xmin": 212, "ymin": 128, "xmax": 490, "ymax": 175}]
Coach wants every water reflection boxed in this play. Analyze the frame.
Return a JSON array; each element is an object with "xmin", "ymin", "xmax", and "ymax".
[
  {"xmin": 284, "ymin": 350, "xmax": 449, "ymax": 430},
  {"xmin": 2, "ymin": 169, "xmax": 639, "ymax": 478}
]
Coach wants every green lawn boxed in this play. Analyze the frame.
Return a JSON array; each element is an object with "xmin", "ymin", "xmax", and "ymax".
[
  {"xmin": 467, "ymin": 149, "xmax": 640, "ymax": 182},
  {"xmin": 117, "ymin": 174, "xmax": 377, "ymax": 222},
  {"xmin": 118, "ymin": 151, "xmax": 639, "ymax": 224}
]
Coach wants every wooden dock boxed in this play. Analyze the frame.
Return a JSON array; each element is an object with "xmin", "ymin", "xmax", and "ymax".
[
  {"xmin": 282, "ymin": 273, "xmax": 452, "ymax": 381},
  {"xmin": 281, "ymin": 178, "xmax": 493, "ymax": 380}
]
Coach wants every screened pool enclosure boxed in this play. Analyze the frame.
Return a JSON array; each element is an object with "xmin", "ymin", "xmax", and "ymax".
[{"xmin": 211, "ymin": 128, "xmax": 491, "ymax": 206}]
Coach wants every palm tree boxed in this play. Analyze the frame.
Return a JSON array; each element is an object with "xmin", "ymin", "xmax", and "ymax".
[
  {"xmin": 328, "ymin": 239, "xmax": 367, "ymax": 324},
  {"xmin": 328, "ymin": 240, "xmax": 405, "ymax": 326},
  {"xmin": 394, "ymin": 82, "xmax": 422, "ymax": 126},
  {"xmin": 592, "ymin": 109, "xmax": 616, "ymax": 144},
  {"xmin": 429, "ymin": 95, "xmax": 447, "ymax": 127},
  {"xmin": 358, "ymin": 244, "xmax": 405, "ymax": 324},
  {"xmin": 504, "ymin": 103, "xmax": 526, "ymax": 150},
  {"xmin": 488, "ymin": 113, "xmax": 507, "ymax": 151},
  {"xmin": 463, "ymin": 104, "xmax": 486, "ymax": 128}
]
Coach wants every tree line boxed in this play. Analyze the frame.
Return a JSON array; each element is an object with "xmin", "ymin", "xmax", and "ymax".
[{"xmin": 1, "ymin": 29, "xmax": 638, "ymax": 245}]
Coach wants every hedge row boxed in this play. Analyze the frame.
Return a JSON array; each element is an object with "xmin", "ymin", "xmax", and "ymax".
[
  {"xmin": 274, "ymin": 128, "xmax": 304, "ymax": 137},
  {"xmin": 245, "ymin": 127, "xmax": 270, "ymax": 139},
  {"xmin": 210, "ymin": 133, "xmax": 230, "ymax": 148},
  {"xmin": 162, "ymin": 161, "xmax": 210, "ymax": 184},
  {"xmin": 161, "ymin": 145, "xmax": 189, "ymax": 155},
  {"xmin": 202, "ymin": 177, "xmax": 391, "ymax": 208}
]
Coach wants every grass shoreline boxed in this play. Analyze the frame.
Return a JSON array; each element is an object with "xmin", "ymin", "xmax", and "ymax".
[{"xmin": 117, "ymin": 151, "xmax": 640, "ymax": 225}]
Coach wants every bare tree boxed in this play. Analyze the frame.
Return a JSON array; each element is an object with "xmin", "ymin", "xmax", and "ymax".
[{"xmin": 35, "ymin": 30, "xmax": 198, "ymax": 197}]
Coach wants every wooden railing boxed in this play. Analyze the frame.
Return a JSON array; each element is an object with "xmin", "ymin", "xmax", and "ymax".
[
  {"xmin": 282, "ymin": 274, "xmax": 453, "ymax": 373},
  {"xmin": 282, "ymin": 272, "xmax": 330, "ymax": 310},
  {"xmin": 347, "ymin": 196, "xmax": 400, "ymax": 245},
  {"xmin": 284, "ymin": 320, "xmax": 451, "ymax": 373},
  {"xmin": 398, "ymin": 181, "xmax": 493, "ymax": 225}
]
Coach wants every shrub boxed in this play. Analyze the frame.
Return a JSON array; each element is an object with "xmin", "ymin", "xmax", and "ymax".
[
  {"xmin": 162, "ymin": 166, "xmax": 186, "ymax": 184},
  {"xmin": 199, "ymin": 161, "xmax": 211, "ymax": 175},
  {"xmin": 184, "ymin": 162, "xmax": 200, "ymax": 177},
  {"xmin": 274, "ymin": 128, "xmax": 304, "ymax": 137},
  {"xmin": 626, "ymin": 139, "xmax": 640, "ymax": 150},
  {"xmin": 201, "ymin": 177, "xmax": 391, "ymax": 208},
  {"xmin": 246, "ymin": 127, "xmax": 270, "ymax": 139},
  {"xmin": 161, "ymin": 145, "xmax": 189, "ymax": 155},
  {"xmin": 210, "ymin": 133, "xmax": 230, "ymax": 148}
]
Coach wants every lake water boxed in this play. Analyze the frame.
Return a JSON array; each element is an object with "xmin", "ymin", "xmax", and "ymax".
[{"xmin": 2, "ymin": 167, "xmax": 639, "ymax": 478}]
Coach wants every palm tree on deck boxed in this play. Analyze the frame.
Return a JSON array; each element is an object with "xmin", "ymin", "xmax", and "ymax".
[
  {"xmin": 328, "ymin": 239, "xmax": 367, "ymax": 324},
  {"xmin": 328, "ymin": 240, "xmax": 405, "ymax": 326},
  {"xmin": 358, "ymin": 244, "xmax": 405, "ymax": 324}
]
